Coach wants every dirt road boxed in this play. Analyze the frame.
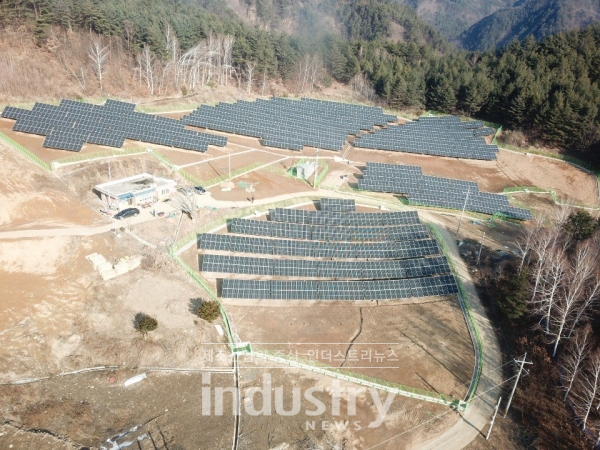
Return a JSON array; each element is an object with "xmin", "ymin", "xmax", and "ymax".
[{"xmin": 415, "ymin": 214, "xmax": 503, "ymax": 450}]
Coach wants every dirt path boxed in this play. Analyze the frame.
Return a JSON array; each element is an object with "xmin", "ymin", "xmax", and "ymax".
[
  {"xmin": 415, "ymin": 213, "xmax": 503, "ymax": 450},
  {"xmin": 0, "ymin": 189, "xmax": 352, "ymax": 240}
]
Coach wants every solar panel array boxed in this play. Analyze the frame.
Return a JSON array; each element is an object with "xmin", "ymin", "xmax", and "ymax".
[
  {"xmin": 358, "ymin": 162, "xmax": 532, "ymax": 220},
  {"xmin": 2, "ymin": 99, "xmax": 227, "ymax": 152},
  {"xmin": 181, "ymin": 97, "xmax": 396, "ymax": 151},
  {"xmin": 199, "ymin": 233, "xmax": 440, "ymax": 259},
  {"xmin": 198, "ymin": 199, "xmax": 460, "ymax": 301},
  {"xmin": 354, "ymin": 115, "xmax": 498, "ymax": 160},
  {"xmin": 229, "ymin": 218, "xmax": 431, "ymax": 241},
  {"xmin": 320, "ymin": 198, "xmax": 356, "ymax": 212},
  {"xmin": 269, "ymin": 208, "xmax": 421, "ymax": 226},
  {"xmin": 221, "ymin": 276, "xmax": 458, "ymax": 300},
  {"xmin": 203, "ymin": 254, "xmax": 450, "ymax": 279}
]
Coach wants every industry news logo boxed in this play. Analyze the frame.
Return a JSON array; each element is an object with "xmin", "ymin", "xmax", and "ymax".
[{"xmin": 200, "ymin": 373, "xmax": 395, "ymax": 429}]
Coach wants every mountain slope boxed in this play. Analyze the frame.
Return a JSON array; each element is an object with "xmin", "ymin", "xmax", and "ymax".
[
  {"xmin": 394, "ymin": 0, "xmax": 514, "ymax": 40},
  {"xmin": 459, "ymin": 0, "xmax": 600, "ymax": 50}
]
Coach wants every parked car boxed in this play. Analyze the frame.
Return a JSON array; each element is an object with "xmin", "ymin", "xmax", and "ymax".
[
  {"xmin": 194, "ymin": 186, "xmax": 207, "ymax": 195},
  {"xmin": 114, "ymin": 208, "xmax": 140, "ymax": 220},
  {"xmin": 177, "ymin": 187, "xmax": 194, "ymax": 197}
]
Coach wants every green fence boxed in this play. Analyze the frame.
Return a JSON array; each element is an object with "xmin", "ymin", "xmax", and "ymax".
[
  {"xmin": 497, "ymin": 141, "xmax": 597, "ymax": 173},
  {"xmin": 491, "ymin": 125, "xmax": 502, "ymax": 145},
  {"xmin": 427, "ymin": 223, "xmax": 483, "ymax": 403},
  {"xmin": 169, "ymin": 195, "xmax": 320, "ymax": 255},
  {"xmin": 0, "ymin": 131, "xmax": 52, "ymax": 171},
  {"xmin": 53, "ymin": 147, "xmax": 149, "ymax": 165},
  {"xmin": 254, "ymin": 347, "xmax": 456, "ymax": 405},
  {"xmin": 173, "ymin": 256, "xmax": 235, "ymax": 351},
  {"xmin": 314, "ymin": 161, "xmax": 329, "ymax": 187},
  {"xmin": 200, "ymin": 162, "xmax": 263, "ymax": 188},
  {"xmin": 169, "ymin": 196, "xmax": 474, "ymax": 407}
]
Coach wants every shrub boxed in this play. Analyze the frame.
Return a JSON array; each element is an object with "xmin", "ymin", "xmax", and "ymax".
[
  {"xmin": 134, "ymin": 312, "xmax": 158, "ymax": 337},
  {"xmin": 196, "ymin": 300, "xmax": 221, "ymax": 322},
  {"xmin": 563, "ymin": 210, "xmax": 598, "ymax": 242}
]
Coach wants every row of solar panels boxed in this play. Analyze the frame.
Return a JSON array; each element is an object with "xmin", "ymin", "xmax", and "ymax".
[
  {"xmin": 228, "ymin": 218, "xmax": 431, "ymax": 242},
  {"xmin": 182, "ymin": 97, "xmax": 395, "ymax": 152},
  {"xmin": 358, "ymin": 162, "xmax": 532, "ymax": 220},
  {"xmin": 202, "ymin": 254, "xmax": 451, "ymax": 279},
  {"xmin": 221, "ymin": 97, "xmax": 396, "ymax": 122},
  {"xmin": 221, "ymin": 276, "xmax": 458, "ymax": 300},
  {"xmin": 354, "ymin": 115, "xmax": 498, "ymax": 160},
  {"xmin": 320, "ymin": 198, "xmax": 356, "ymax": 212},
  {"xmin": 268, "ymin": 208, "xmax": 421, "ymax": 226},
  {"xmin": 199, "ymin": 234, "xmax": 441, "ymax": 259},
  {"xmin": 2, "ymin": 100, "xmax": 227, "ymax": 152}
]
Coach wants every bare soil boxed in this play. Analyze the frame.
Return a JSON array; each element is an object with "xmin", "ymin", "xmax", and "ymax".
[
  {"xmin": 237, "ymin": 364, "xmax": 460, "ymax": 450},
  {"xmin": 225, "ymin": 299, "xmax": 473, "ymax": 399},
  {"xmin": 0, "ymin": 232, "xmax": 229, "ymax": 383},
  {"xmin": 1, "ymin": 371, "xmax": 235, "ymax": 450},
  {"xmin": 0, "ymin": 142, "xmax": 107, "ymax": 231},
  {"xmin": 348, "ymin": 146, "xmax": 598, "ymax": 205}
]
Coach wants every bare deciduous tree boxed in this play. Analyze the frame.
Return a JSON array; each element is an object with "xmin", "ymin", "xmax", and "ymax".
[
  {"xmin": 137, "ymin": 45, "xmax": 156, "ymax": 95},
  {"xmin": 547, "ymin": 243, "xmax": 596, "ymax": 357},
  {"xmin": 572, "ymin": 351, "xmax": 600, "ymax": 430},
  {"xmin": 516, "ymin": 217, "xmax": 543, "ymax": 274},
  {"xmin": 562, "ymin": 324, "xmax": 591, "ymax": 401},
  {"xmin": 177, "ymin": 32, "xmax": 235, "ymax": 90},
  {"xmin": 534, "ymin": 247, "xmax": 566, "ymax": 335},
  {"xmin": 530, "ymin": 228, "xmax": 558, "ymax": 302},
  {"xmin": 244, "ymin": 61, "xmax": 256, "ymax": 94},
  {"xmin": 351, "ymin": 72, "xmax": 376, "ymax": 101},
  {"xmin": 88, "ymin": 39, "xmax": 109, "ymax": 90}
]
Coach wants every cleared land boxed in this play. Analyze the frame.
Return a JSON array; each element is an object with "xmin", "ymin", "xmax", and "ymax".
[
  {"xmin": 0, "ymin": 142, "xmax": 107, "ymax": 231},
  {"xmin": 349, "ymin": 145, "xmax": 598, "ymax": 205},
  {"xmin": 0, "ymin": 96, "xmax": 596, "ymax": 449}
]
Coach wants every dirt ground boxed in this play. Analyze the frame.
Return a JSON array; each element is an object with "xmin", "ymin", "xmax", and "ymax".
[
  {"xmin": 0, "ymin": 361, "xmax": 461, "ymax": 450},
  {"xmin": 348, "ymin": 146, "xmax": 598, "ymax": 205},
  {"xmin": 184, "ymin": 148, "xmax": 285, "ymax": 184},
  {"xmin": 224, "ymin": 299, "xmax": 473, "ymax": 399},
  {"xmin": 237, "ymin": 364, "xmax": 459, "ymax": 450},
  {"xmin": 1, "ymin": 89, "xmax": 596, "ymax": 450},
  {"xmin": 0, "ymin": 142, "xmax": 108, "ymax": 231},
  {"xmin": 0, "ymin": 232, "xmax": 229, "ymax": 383},
  {"xmin": 1, "ymin": 371, "xmax": 235, "ymax": 450}
]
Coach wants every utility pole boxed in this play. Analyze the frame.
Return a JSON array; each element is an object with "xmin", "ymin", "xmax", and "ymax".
[
  {"xmin": 486, "ymin": 396, "xmax": 502, "ymax": 440},
  {"xmin": 476, "ymin": 231, "xmax": 486, "ymax": 265},
  {"xmin": 456, "ymin": 189, "xmax": 470, "ymax": 235},
  {"xmin": 504, "ymin": 353, "xmax": 532, "ymax": 418}
]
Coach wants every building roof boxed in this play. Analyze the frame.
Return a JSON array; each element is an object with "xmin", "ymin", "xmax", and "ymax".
[{"xmin": 95, "ymin": 173, "xmax": 177, "ymax": 198}]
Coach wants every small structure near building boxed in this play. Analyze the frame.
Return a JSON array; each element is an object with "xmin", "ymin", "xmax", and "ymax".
[
  {"xmin": 95, "ymin": 173, "xmax": 177, "ymax": 210},
  {"xmin": 296, "ymin": 162, "xmax": 316, "ymax": 180}
]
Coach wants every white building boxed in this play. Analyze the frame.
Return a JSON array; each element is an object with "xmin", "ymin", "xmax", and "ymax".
[
  {"xmin": 95, "ymin": 173, "xmax": 177, "ymax": 210},
  {"xmin": 296, "ymin": 162, "xmax": 316, "ymax": 180}
]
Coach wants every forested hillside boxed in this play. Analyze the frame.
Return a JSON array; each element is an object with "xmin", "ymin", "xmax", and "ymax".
[
  {"xmin": 460, "ymin": 0, "xmax": 600, "ymax": 51},
  {"xmin": 0, "ymin": 0, "xmax": 600, "ymax": 154},
  {"xmin": 394, "ymin": 0, "xmax": 513, "ymax": 41}
]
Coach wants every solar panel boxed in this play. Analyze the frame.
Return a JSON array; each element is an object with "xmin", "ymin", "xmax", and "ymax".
[
  {"xmin": 320, "ymin": 198, "xmax": 356, "ymax": 212},
  {"xmin": 201, "ymin": 197, "xmax": 460, "ymax": 302},
  {"xmin": 181, "ymin": 97, "xmax": 396, "ymax": 152},
  {"xmin": 354, "ymin": 116, "xmax": 498, "ymax": 160},
  {"xmin": 1, "ymin": 100, "xmax": 227, "ymax": 152},
  {"xmin": 220, "ymin": 276, "xmax": 458, "ymax": 300},
  {"xmin": 359, "ymin": 162, "xmax": 532, "ymax": 220}
]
